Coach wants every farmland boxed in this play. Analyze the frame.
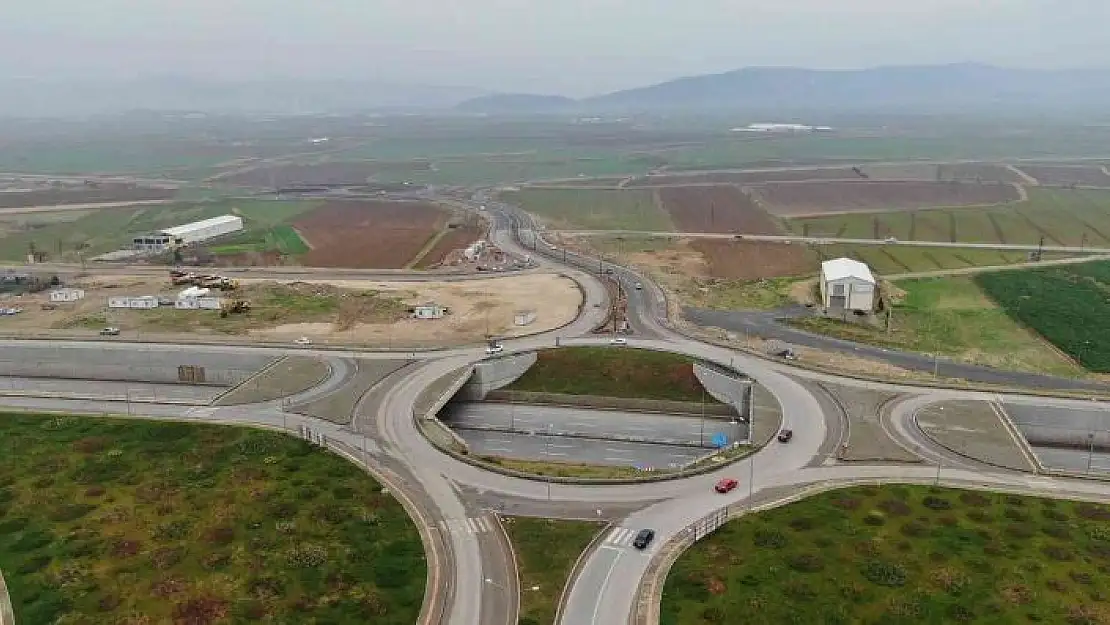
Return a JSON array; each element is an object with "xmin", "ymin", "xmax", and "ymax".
[
  {"xmin": 213, "ymin": 159, "xmax": 433, "ymax": 187},
  {"xmin": 293, "ymin": 200, "xmax": 452, "ymax": 269},
  {"xmin": 0, "ymin": 186, "xmax": 176, "ymax": 209},
  {"xmin": 811, "ymin": 244, "xmax": 1067, "ymax": 276},
  {"xmin": 789, "ymin": 276, "xmax": 1082, "ymax": 375},
  {"xmin": 662, "ymin": 485, "xmax": 1110, "ymax": 625},
  {"xmin": 1015, "ymin": 164, "xmax": 1110, "ymax": 187},
  {"xmin": 788, "ymin": 188, "xmax": 1110, "ymax": 247},
  {"xmin": 500, "ymin": 188, "xmax": 673, "ymax": 231},
  {"xmin": 413, "ymin": 222, "xmax": 486, "ymax": 269},
  {"xmin": 937, "ymin": 163, "xmax": 1030, "ymax": 184},
  {"xmin": 657, "ymin": 185, "xmax": 783, "ymax": 234},
  {"xmin": 0, "ymin": 198, "xmax": 319, "ymax": 263},
  {"xmin": 626, "ymin": 167, "xmax": 860, "ymax": 187},
  {"xmin": 754, "ymin": 180, "xmax": 1022, "ymax": 217},
  {"xmin": 691, "ymin": 240, "xmax": 814, "ymax": 279},
  {"xmin": 504, "ymin": 346, "xmax": 720, "ymax": 402},
  {"xmin": 975, "ymin": 260, "xmax": 1110, "ymax": 372},
  {"xmin": 0, "ymin": 413, "xmax": 425, "ymax": 624}
]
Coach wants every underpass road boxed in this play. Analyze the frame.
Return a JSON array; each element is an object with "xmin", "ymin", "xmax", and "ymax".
[{"xmin": 457, "ymin": 429, "xmax": 704, "ymax": 468}]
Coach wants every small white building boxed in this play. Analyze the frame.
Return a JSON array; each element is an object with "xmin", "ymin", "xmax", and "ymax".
[
  {"xmin": 108, "ymin": 295, "xmax": 159, "ymax": 309},
  {"xmin": 174, "ymin": 297, "xmax": 222, "ymax": 310},
  {"xmin": 49, "ymin": 288, "xmax": 85, "ymax": 303},
  {"xmin": 820, "ymin": 258, "xmax": 876, "ymax": 312},
  {"xmin": 178, "ymin": 286, "xmax": 210, "ymax": 299},
  {"xmin": 514, "ymin": 310, "xmax": 537, "ymax": 326},
  {"xmin": 411, "ymin": 304, "xmax": 447, "ymax": 320}
]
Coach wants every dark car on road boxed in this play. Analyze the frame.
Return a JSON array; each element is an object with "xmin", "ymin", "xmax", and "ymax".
[
  {"xmin": 632, "ymin": 529, "xmax": 655, "ymax": 550},
  {"xmin": 777, "ymin": 429, "xmax": 793, "ymax": 443}
]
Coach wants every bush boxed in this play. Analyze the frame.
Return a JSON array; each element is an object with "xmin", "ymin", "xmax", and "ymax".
[
  {"xmin": 787, "ymin": 553, "xmax": 825, "ymax": 573},
  {"xmin": 753, "ymin": 528, "xmax": 788, "ymax": 549},
  {"xmin": 861, "ymin": 560, "xmax": 907, "ymax": 587},
  {"xmin": 788, "ymin": 517, "xmax": 815, "ymax": 531},
  {"xmin": 923, "ymin": 496, "xmax": 951, "ymax": 510},
  {"xmin": 864, "ymin": 511, "xmax": 886, "ymax": 526},
  {"xmin": 958, "ymin": 492, "xmax": 991, "ymax": 507},
  {"xmin": 878, "ymin": 499, "xmax": 912, "ymax": 516}
]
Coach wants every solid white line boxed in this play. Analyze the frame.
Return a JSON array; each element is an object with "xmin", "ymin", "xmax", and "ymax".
[
  {"xmin": 590, "ymin": 551, "xmax": 624, "ymax": 624},
  {"xmin": 546, "ymin": 451, "xmax": 568, "ymax": 457},
  {"xmin": 485, "ymin": 447, "xmax": 513, "ymax": 453}
]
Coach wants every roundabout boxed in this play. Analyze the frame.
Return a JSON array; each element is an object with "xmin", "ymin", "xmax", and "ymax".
[{"xmin": 3, "ymin": 198, "xmax": 1110, "ymax": 625}]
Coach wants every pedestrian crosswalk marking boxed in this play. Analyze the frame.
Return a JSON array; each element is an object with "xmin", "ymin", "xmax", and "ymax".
[
  {"xmin": 438, "ymin": 516, "xmax": 494, "ymax": 536},
  {"xmin": 604, "ymin": 527, "xmax": 638, "ymax": 548}
]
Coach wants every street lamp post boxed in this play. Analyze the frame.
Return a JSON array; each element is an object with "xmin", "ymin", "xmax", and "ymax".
[
  {"xmin": 1088, "ymin": 432, "xmax": 1096, "ymax": 473},
  {"xmin": 546, "ymin": 423, "xmax": 553, "ymax": 501}
]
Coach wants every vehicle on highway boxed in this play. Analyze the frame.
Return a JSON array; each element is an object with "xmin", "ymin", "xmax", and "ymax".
[
  {"xmin": 609, "ymin": 337, "xmax": 627, "ymax": 346},
  {"xmin": 777, "ymin": 429, "xmax": 794, "ymax": 443},
  {"xmin": 486, "ymin": 343, "xmax": 504, "ymax": 354},
  {"xmin": 714, "ymin": 478, "xmax": 739, "ymax": 493},
  {"xmin": 294, "ymin": 336, "xmax": 312, "ymax": 347},
  {"xmin": 634, "ymin": 282, "xmax": 643, "ymax": 290},
  {"xmin": 99, "ymin": 327, "xmax": 120, "ymax": 336},
  {"xmin": 884, "ymin": 236, "xmax": 898, "ymax": 243},
  {"xmin": 632, "ymin": 529, "xmax": 655, "ymax": 550}
]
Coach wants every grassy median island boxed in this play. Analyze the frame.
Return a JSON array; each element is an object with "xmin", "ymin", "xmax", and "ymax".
[
  {"xmin": 0, "ymin": 413, "xmax": 425, "ymax": 624},
  {"xmin": 504, "ymin": 517, "xmax": 603, "ymax": 625},
  {"xmin": 662, "ymin": 485, "xmax": 1110, "ymax": 625},
  {"xmin": 503, "ymin": 346, "xmax": 723, "ymax": 403}
]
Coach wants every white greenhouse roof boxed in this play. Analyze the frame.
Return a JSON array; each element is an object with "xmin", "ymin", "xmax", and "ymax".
[
  {"xmin": 821, "ymin": 257, "xmax": 875, "ymax": 284},
  {"xmin": 160, "ymin": 215, "xmax": 242, "ymax": 237}
]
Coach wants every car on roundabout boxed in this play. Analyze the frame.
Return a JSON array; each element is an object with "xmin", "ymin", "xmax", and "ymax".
[
  {"xmin": 714, "ymin": 478, "xmax": 739, "ymax": 494},
  {"xmin": 632, "ymin": 529, "xmax": 655, "ymax": 550},
  {"xmin": 777, "ymin": 429, "xmax": 794, "ymax": 443}
]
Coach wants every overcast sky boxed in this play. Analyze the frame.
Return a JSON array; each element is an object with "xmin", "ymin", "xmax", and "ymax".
[{"xmin": 3, "ymin": 0, "xmax": 1108, "ymax": 96}]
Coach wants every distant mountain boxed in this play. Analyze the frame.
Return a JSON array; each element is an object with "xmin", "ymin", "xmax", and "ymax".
[
  {"xmin": 458, "ymin": 64, "xmax": 1110, "ymax": 115},
  {"xmin": 582, "ymin": 63, "xmax": 1110, "ymax": 113},
  {"xmin": 0, "ymin": 76, "xmax": 491, "ymax": 117},
  {"xmin": 454, "ymin": 93, "xmax": 575, "ymax": 114}
]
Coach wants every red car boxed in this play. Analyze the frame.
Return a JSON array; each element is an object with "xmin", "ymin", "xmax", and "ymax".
[{"xmin": 714, "ymin": 478, "xmax": 739, "ymax": 494}]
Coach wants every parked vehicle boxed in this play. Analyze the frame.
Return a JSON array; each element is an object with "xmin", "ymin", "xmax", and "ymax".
[
  {"xmin": 777, "ymin": 429, "xmax": 794, "ymax": 443},
  {"xmin": 485, "ymin": 343, "xmax": 504, "ymax": 354},
  {"xmin": 714, "ymin": 478, "xmax": 739, "ymax": 494},
  {"xmin": 99, "ymin": 327, "xmax": 120, "ymax": 336},
  {"xmin": 632, "ymin": 529, "xmax": 655, "ymax": 550},
  {"xmin": 609, "ymin": 337, "xmax": 627, "ymax": 346},
  {"xmin": 294, "ymin": 337, "xmax": 312, "ymax": 347}
]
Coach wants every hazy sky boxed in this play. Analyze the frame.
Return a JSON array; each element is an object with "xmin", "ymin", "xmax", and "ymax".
[{"xmin": 3, "ymin": 0, "xmax": 1109, "ymax": 95}]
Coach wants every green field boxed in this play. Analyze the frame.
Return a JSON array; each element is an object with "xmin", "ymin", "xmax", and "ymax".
[
  {"xmin": 504, "ymin": 517, "xmax": 602, "ymax": 625},
  {"xmin": 504, "ymin": 347, "xmax": 721, "ymax": 402},
  {"xmin": 812, "ymin": 244, "xmax": 1077, "ymax": 275},
  {"xmin": 663, "ymin": 485, "xmax": 1110, "ymax": 625},
  {"xmin": 500, "ymin": 188, "xmax": 673, "ymax": 231},
  {"xmin": 208, "ymin": 224, "xmax": 310, "ymax": 256},
  {"xmin": 0, "ymin": 199, "xmax": 318, "ymax": 262},
  {"xmin": 788, "ymin": 277, "xmax": 1082, "ymax": 376},
  {"xmin": 976, "ymin": 260, "xmax": 1110, "ymax": 372},
  {"xmin": 0, "ymin": 413, "xmax": 425, "ymax": 624},
  {"xmin": 788, "ymin": 188, "xmax": 1110, "ymax": 247}
]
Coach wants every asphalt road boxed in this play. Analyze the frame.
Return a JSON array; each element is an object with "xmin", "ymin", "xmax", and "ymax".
[
  {"xmin": 441, "ymin": 402, "xmax": 748, "ymax": 448},
  {"xmin": 457, "ymin": 429, "xmax": 705, "ymax": 468},
  {"xmin": 684, "ymin": 306, "xmax": 1109, "ymax": 392}
]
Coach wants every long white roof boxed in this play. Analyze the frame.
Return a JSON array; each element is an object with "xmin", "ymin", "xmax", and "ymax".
[
  {"xmin": 821, "ymin": 257, "xmax": 875, "ymax": 284},
  {"xmin": 160, "ymin": 215, "xmax": 241, "ymax": 237}
]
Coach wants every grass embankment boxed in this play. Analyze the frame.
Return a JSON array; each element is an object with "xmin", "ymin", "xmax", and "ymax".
[
  {"xmin": 58, "ymin": 282, "xmax": 410, "ymax": 335},
  {"xmin": 504, "ymin": 346, "xmax": 721, "ymax": 403},
  {"xmin": 663, "ymin": 485, "xmax": 1110, "ymax": 625},
  {"xmin": 0, "ymin": 413, "xmax": 425, "ymax": 624},
  {"xmin": 787, "ymin": 277, "xmax": 1082, "ymax": 376},
  {"xmin": 505, "ymin": 517, "xmax": 602, "ymax": 625},
  {"xmin": 0, "ymin": 199, "xmax": 318, "ymax": 262},
  {"xmin": 501, "ymin": 188, "xmax": 673, "ymax": 231}
]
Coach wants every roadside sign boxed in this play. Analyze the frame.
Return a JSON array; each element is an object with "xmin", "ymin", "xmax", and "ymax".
[{"xmin": 711, "ymin": 433, "xmax": 728, "ymax": 448}]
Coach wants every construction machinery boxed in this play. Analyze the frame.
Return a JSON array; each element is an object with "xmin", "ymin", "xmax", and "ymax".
[
  {"xmin": 169, "ymin": 271, "xmax": 239, "ymax": 291},
  {"xmin": 219, "ymin": 299, "xmax": 251, "ymax": 318}
]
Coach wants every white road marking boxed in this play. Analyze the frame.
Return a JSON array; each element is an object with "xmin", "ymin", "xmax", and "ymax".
[
  {"xmin": 604, "ymin": 527, "xmax": 636, "ymax": 547},
  {"xmin": 439, "ymin": 516, "xmax": 495, "ymax": 536}
]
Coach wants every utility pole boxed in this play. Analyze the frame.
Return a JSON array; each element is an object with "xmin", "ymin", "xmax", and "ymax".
[
  {"xmin": 699, "ymin": 387, "xmax": 706, "ymax": 447},
  {"xmin": 1088, "ymin": 432, "xmax": 1096, "ymax": 473}
]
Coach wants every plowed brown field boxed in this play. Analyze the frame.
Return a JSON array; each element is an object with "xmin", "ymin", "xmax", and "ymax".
[
  {"xmin": 753, "ymin": 180, "xmax": 1021, "ymax": 217},
  {"xmin": 414, "ymin": 223, "xmax": 485, "ymax": 269},
  {"xmin": 627, "ymin": 168, "xmax": 858, "ymax": 187},
  {"xmin": 691, "ymin": 240, "xmax": 815, "ymax": 279},
  {"xmin": 294, "ymin": 200, "xmax": 447, "ymax": 268},
  {"xmin": 658, "ymin": 185, "xmax": 782, "ymax": 234}
]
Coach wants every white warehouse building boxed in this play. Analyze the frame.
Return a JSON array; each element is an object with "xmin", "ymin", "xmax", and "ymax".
[
  {"xmin": 820, "ymin": 258, "xmax": 876, "ymax": 312},
  {"xmin": 132, "ymin": 215, "xmax": 244, "ymax": 252}
]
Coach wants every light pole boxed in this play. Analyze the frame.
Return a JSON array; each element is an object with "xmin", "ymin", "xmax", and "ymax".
[
  {"xmin": 1088, "ymin": 432, "xmax": 1096, "ymax": 473},
  {"xmin": 546, "ymin": 423, "xmax": 553, "ymax": 501}
]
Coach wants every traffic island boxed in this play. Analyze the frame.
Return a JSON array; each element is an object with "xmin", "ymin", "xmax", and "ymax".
[{"xmin": 914, "ymin": 400, "xmax": 1039, "ymax": 472}]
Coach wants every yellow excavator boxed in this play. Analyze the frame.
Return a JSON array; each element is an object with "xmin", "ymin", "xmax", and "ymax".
[{"xmin": 219, "ymin": 299, "xmax": 251, "ymax": 318}]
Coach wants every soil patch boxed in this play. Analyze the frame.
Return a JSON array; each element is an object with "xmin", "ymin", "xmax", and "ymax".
[
  {"xmin": 691, "ymin": 239, "xmax": 814, "ymax": 278},
  {"xmin": 294, "ymin": 200, "xmax": 448, "ymax": 268},
  {"xmin": 658, "ymin": 185, "xmax": 783, "ymax": 234}
]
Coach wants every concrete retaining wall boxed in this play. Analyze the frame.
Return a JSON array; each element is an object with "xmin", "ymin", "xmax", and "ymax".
[
  {"xmin": 693, "ymin": 362, "xmax": 752, "ymax": 418},
  {"xmin": 456, "ymin": 351, "xmax": 537, "ymax": 400},
  {"xmin": 0, "ymin": 346, "xmax": 272, "ymax": 386},
  {"xmin": 483, "ymin": 389, "xmax": 735, "ymax": 417}
]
